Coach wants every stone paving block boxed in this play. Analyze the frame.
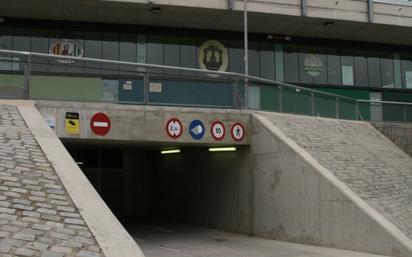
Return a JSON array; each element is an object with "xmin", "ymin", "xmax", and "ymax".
[{"xmin": 0, "ymin": 105, "xmax": 105, "ymax": 256}]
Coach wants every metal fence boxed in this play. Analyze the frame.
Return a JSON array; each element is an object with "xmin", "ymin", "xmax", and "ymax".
[{"xmin": 0, "ymin": 49, "xmax": 411, "ymax": 123}]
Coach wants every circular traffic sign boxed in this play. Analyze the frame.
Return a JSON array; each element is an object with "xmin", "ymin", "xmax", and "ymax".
[
  {"xmin": 166, "ymin": 118, "xmax": 183, "ymax": 139},
  {"xmin": 211, "ymin": 121, "xmax": 225, "ymax": 141},
  {"xmin": 189, "ymin": 119, "xmax": 205, "ymax": 140},
  {"xmin": 90, "ymin": 113, "xmax": 111, "ymax": 136},
  {"xmin": 231, "ymin": 122, "xmax": 245, "ymax": 142}
]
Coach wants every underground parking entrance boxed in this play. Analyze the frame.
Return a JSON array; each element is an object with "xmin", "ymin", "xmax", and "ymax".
[{"xmin": 63, "ymin": 140, "xmax": 255, "ymax": 256}]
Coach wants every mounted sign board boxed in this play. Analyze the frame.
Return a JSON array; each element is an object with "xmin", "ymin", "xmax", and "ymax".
[
  {"xmin": 90, "ymin": 113, "xmax": 111, "ymax": 136},
  {"xmin": 65, "ymin": 112, "xmax": 79, "ymax": 135},
  {"xmin": 149, "ymin": 82, "xmax": 162, "ymax": 93},
  {"xmin": 211, "ymin": 121, "xmax": 225, "ymax": 141},
  {"xmin": 166, "ymin": 118, "xmax": 183, "ymax": 139},
  {"xmin": 189, "ymin": 119, "xmax": 205, "ymax": 140},
  {"xmin": 231, "ymin": 122, "xmax": 245, "ymax": 142}
]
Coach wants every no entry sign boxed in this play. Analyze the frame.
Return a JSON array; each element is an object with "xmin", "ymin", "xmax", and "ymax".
[
  {"xmin": 166, "ymin": 118, "xmax": 183, "ymax": 139},
  {"xmin": 231, "ymin": 122, "xmax": 245, "ymax": 142},
  {"xmin": 90, "ymin": 113, "xmax": 111, "ymax": 136},
  {"xmin": 211, "ymin": 121, "xmax": 225, "ymax": 141}
]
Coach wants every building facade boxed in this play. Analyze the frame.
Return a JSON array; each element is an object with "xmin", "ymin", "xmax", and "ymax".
[{"xmin": 1, "ymin": 0, "xmax": 412, "ymax": 120}]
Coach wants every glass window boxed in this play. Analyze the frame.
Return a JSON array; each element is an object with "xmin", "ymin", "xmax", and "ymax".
[
  {"xmin": 228, "ymin": 41, "xmax": 244, "ymax": 73},
  {"xmin": 354, "ymin": 54, "xmax": 368, "ymax": 87},
  {"xmin": 84, "ymin": 32, "xmax": 102, "ymax": 74},
  {"xmin": 312, "ymin": 47, "xmax": 327, "ymax": 85},
  {"xmin": 48, "ymin": 29, "xmax": 66, "ymax": 73},
  {"xmin": 119, "ymin": 33, "xmax": 137, "ymax": 74},
  {"xmin": 380, "ymin": 55, "xmax": 394, "ymax": 88},
  {"xmin": 401, "ymin": 53, "xmax": 412, "ymax": 88},
  {"xmin": 326, "ymin": 48, "xmax": 341, "ymax": 85},
  {"xmin": 164, "ymin": 37, "xmax": 180, "ymax": 75},
  {"xmin": 180, "ymin": 37, "xmax": 196, "ymax": 77},
  {"xmin": 31, "ymin": 29, "xmax": 49, "ymax": 72},
  {"xmin": 367, "ymin": 54, "xmax": 381, "ymax": 87},
  {"xmin": 66, "ymin": 30, "xmax": 86, "ymax": 74},
  {"xmin": 0, "ymin": 27, "xmax": 13, "ymax": 71},
  {"xmin": 299, "ymin": 47, "xmax": 315, "ymax": 84},
  {"xmin": 341, "ymin": 50, "xmax": 354, "ymax": 86},
  {"xmin": 13, "ymin": 28, "xmax": 31, "ymax": 71},
  {"xmin": 248, "ymin": 42, "xmax": 260, "ymax": 77},
  {"xmin": 147, "ymin": 35, "xmax": 163, "ymax": 65},
  {"xmin": 284, "ymin": 45, "xmax": 299, "ymax": 83},
  {"xmin": 102, "ymin": 33, "xmax": 119, "ymax": 75},
  {"xmin": 259, "ymin": 42, "xmax": 275, "ymax": 80}
]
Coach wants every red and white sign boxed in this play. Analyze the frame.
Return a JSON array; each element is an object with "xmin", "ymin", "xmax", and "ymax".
[
  {"xmin": 166, "ymin": 118, "xmax": 183, "ymax": 139},
  {"xmin": 211, "ymin": 121, "xmax": 225, "ymax": 141},
  {"xmin": 90, "ymin": 113, "xmax": 111, "ymax": 136},
  {"xmin": 231, "ymin": 122, "xmax": 245, "ymax": 142}
]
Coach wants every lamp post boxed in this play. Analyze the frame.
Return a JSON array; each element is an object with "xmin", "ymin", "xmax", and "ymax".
[{"xmin": 243, "ymin": 0, "xmax": 249, "ymax": 108}]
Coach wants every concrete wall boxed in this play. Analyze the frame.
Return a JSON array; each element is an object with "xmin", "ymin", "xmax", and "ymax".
[
  {"xmin": 250, "ymin": 113, "xmax": 412, "ymax": 257},
  {"xmin": 35, "ymin": 101, "xmax": 250, "ymax": 145},
  {"xmin": 69, "ymin": 144, "xmax": 252, "ymax": 234},
  {"xmin": 372, "ymin": 122, "xmax": 412, "ymax": 157},
  {"xmin": 153, "ymin": 147, "xmax": 252, "ymax": 234}
]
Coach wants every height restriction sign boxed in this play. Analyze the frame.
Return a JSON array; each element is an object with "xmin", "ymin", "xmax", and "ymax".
[{"xmin": 166, "ymin": 118, "xmax": 183, "ymax": 139}]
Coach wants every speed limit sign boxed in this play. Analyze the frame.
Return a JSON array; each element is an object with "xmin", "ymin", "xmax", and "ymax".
[{"xmin": 211, "ymin": 121, "xmax": 226, "ymax": 141}]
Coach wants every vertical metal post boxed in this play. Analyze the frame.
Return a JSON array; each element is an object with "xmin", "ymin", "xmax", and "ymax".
[
  {"xmin": 144, "ymin": 72, "xmax": 149, "ymax": 105},
  {"xmin": 301, "ymin": 0, "xmax": 307, "ymax": 16},
  {"xmin": 310, "ymin": 91, "xmax": 315, "ymax": 116},
  {"xmin": 278, "ymin": 85, "xmax": 282, "ymax": 112},
  {"xmin": 23, "ymin": 54, "xmax": 31, "ymax": 99},
  {"xmin": 403, "ymin": 104, "xmax": 407, "ymax": 122},
  {"xmin": 233, "ymin": 78, "xmax": 239, "ymax": 108},
  {"xmin": 356, "ymin": 100, "xmax": 360, "ymax": 120},
  {"xmin": 244, "ymin": 0, "xmax": 249, "ymax": 108},
  {"xmin": 336, "ymin": 97, "xmax": 340, "ymax": 119},
  {"xmin": 367, "ymin": 0, "xmax": 374, "ymax": 23}
]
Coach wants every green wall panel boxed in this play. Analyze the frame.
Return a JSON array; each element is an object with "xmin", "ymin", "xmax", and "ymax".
[
  {"xmin": 0, "ymin": 74, "xmax": 25, "ymax": 88},
  {"xmin": 30, "ymin": 75, "xmax": 101, "ymax": 102},
  {"xmin": 382, "ymin": 91, "xmax": 412, "ymax": 122},
  {"xmin": 317, "ymin": 88, "xmax": 370, "ymax": 121},
  {"xmin": 260, "ymin": 86, "xmax": 278, "ymax": 111}
]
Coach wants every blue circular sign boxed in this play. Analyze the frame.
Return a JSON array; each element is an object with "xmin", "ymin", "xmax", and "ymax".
[{"xmin": 189, "ymin": 119, "xmax": 205, "ymax": 140}]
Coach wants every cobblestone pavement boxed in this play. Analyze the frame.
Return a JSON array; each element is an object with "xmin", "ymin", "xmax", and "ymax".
[
  {"xmin": 0, "ymin": 105, "xmax": 105, "ymax": 257},
  {"xmin": 262, "ymin": 112, "xmax": 412, "ymax": 240}
]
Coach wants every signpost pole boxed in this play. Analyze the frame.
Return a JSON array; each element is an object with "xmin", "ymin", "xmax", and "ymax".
[{"xmin": 244, "ymin": 0, "xmax": 249, "ymax": 109}]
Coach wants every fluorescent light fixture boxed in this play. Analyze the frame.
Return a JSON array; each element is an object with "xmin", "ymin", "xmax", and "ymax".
[
  {"xmin": 161, "ymin": 149, "xmax": 181, "ymax": 154},
  {"xmin": 75, "ymin": 162, "xmax": 83, "ymax": 165},
  {"xmin": 208, "ymin": 147, "xmax": 237, "ymax": 152}
]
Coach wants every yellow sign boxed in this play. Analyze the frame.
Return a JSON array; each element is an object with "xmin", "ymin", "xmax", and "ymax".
[{"xmin": 65, "ymin": 112, "xmax": 80, "ymax": 135}]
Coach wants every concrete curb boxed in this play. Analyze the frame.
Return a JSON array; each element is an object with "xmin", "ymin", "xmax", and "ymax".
[
  {"xmin": 17, "ymin": 104, "xmax": 145, "ymax": 257},
  {"xmin": 252, "ymin": 112, "xmax": 412, "ymax": 256}
]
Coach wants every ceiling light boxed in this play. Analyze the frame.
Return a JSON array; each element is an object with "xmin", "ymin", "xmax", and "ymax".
[
  {"xmin": 161, "ymin": 149, "xmax": 180, "ymax": 154},
  {"xmin": 150, "ymin": 6, "xmax": 161, "ymax": 14},
  {"xmin": 208, "ymin": 147, "xmax": 237, "ymax": 152}
]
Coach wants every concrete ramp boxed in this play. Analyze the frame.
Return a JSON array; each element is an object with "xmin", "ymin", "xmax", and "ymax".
[
  {"xmin": 0, "ymin": 102, "xmax": 144, "ymax": 257},
  {"xmin": 251, "ymin": 112, "xmax": 412, "ymax": 257}
]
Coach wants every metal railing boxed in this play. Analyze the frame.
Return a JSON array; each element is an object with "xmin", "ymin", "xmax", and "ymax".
[{"xmin": 0, "ymin": 49, "xmax": 411, "ymax": 123}]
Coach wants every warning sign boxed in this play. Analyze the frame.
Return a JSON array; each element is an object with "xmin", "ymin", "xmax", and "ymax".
[
  {"xmin": 65, "ymin": 112, "xmax": 80, "ymax": 135},
  {"xmin": 90, "ymin": 113, "xmax": 111, "ymax": 136},
  {"xmin": 211, "ymin": 121, "xmax": 225, "ymax": 141},
  {"xmin": 166, "ymin": 118, "xmax": 183, "ymax": 139},
  {"xmin": 231, "ymin": 122, "xmax": 245, "ymax": 142}
]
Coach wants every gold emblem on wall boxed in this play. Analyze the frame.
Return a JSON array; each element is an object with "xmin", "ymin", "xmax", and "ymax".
[{"xmin": 198, "ymin": 40, "xmax": 228, "ymax": 76}]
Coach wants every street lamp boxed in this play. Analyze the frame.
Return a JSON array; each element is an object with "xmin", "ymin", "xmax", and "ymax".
[{"xmin": 243, "ymin": 0, "xmax": 249, "ymax": 108}]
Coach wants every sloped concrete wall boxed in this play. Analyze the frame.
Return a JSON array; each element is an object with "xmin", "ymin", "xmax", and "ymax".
[
  {"xmin": 372, "ymin": 122, "xmax": 412, "ymax": 158},
  {"xmin": 250, "ymin": 112, "xmax": 412, "ymax": 257},
  {"xmin": 0, "ymin": 101, "xmax": 145, "ymax": 257}
]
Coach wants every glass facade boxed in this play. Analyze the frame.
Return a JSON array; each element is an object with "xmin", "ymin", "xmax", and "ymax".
[{"xmin": 0, "ymin": 22, "xmax": 412, "ymax": 90}]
